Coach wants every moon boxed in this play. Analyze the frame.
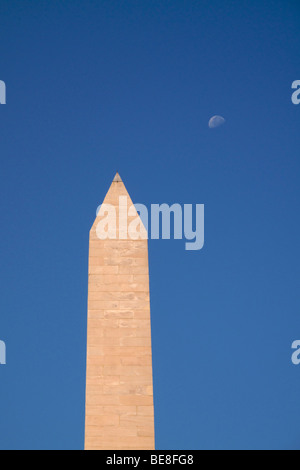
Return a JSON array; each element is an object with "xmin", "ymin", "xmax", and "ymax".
[{"xmin": 208, "ymin": 115, "xmax": 225, "ymax": 129}]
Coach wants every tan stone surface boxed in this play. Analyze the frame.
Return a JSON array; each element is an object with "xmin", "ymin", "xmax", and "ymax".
[{"xmin": 84, "ymin": 174, "xmax": 155, "ymax": 450}]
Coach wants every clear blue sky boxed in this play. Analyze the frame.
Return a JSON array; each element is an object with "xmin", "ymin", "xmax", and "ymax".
[{"xmin": 0, "ymin": 0, "xmax": 300, "ymax": 450}]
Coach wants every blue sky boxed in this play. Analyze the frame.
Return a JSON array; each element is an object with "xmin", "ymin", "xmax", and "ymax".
[{"xmin": 0, "ymin": 0, "xmax": 300, "ymax": 450}]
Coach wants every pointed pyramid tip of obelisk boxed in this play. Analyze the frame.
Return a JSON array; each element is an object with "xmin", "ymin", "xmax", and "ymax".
[{"xmin": 113, "ymin": 172, "xmax": 123, "ymax": 183}]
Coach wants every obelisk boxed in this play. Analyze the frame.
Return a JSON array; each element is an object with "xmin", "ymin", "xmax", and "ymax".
[{"xmin": 84, "ymin": 173, "xmax": 155, "ymax": 450}]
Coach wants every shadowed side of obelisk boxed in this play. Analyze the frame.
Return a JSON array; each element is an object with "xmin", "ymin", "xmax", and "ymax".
[{"xmin": 84, "ymin": 174, "xmax": 155, "ymax": 450}]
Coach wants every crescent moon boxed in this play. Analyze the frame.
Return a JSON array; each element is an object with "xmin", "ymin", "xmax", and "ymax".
[{"xmin": 208, "ymin": 115, "xmax": 225, "ymax": 129}]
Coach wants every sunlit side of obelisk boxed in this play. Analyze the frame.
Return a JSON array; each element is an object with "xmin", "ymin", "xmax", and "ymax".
[{"xmin": 84, "ymin": 173, "xmax": 155, "ymax": 450}]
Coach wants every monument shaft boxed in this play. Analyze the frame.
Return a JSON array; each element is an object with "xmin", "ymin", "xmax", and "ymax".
[{"xmin": 84, "ymin": 175, "xmax": 155, "ymax": 450}]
